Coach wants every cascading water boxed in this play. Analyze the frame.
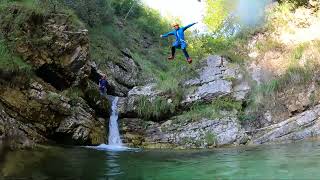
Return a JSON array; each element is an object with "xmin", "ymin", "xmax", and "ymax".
[
  {"xmin": 93, "ymin": 96, "xmax": 127, "ymax": 151},
  {"xmin": 108, "ymin": 97, "xmax": 122, "ymax": 146}
]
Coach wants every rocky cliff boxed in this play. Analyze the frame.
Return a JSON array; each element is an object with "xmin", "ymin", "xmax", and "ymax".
[
  {"xmin": 0, "ymin": 5, "xmax": 107, "ymax": 149},
  {"xmin": 2, "ymin": 1, "xmax": 320, "ymax": 150}
]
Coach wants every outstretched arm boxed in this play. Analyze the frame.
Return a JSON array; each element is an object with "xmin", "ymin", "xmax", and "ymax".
[
  {"xmin": 161, "ymin": 31, "xmax": 174, "ymax": 38},
  {"xmin": 182, "ymin": 22, "xmax": 197, "ymax": 31}
]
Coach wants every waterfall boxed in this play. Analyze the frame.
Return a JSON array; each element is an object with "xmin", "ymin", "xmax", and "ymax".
[
  {"xmin": 91, "ymin": 96, "xmax": 127, "ymax": 151},
  {"xmin": 108, "ymin": 97, "xmax": 122, "ymax": 146}
]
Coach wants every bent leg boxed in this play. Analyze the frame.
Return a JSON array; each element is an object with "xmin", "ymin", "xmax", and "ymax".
[{"xmin": 182, "ymin": 48, "xmax": 190, "ymax": 59}]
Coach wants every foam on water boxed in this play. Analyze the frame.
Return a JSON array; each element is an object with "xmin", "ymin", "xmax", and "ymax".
[{"xmin": 88, "ymin": 96, "xmax": 132, "ymax": 152}]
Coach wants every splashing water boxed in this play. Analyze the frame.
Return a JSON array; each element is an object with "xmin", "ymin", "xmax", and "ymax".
[
  {"xmin": 91, "ymin": 97, "xmax": 128, "ymax": 151},
  {"xmin": 108, "ymin": 97, "xmax": 122, "ymax": 146}
]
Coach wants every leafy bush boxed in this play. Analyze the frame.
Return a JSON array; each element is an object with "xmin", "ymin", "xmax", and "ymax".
[
  {"xmin": 204, "ymin": 132, "xmax": 217, "ymax": 146},
  {"xmin": 212, "ymin": 97, "xmax": 243, "ymax": 112},
  {"xmin": 133, "ymin": 7, "xmax": 170, "ymax": 36},
  {"xmin": 178, "ymin": 97, "xmax": 243, "ymax": 122},
  {"xmin": 62, "ymin": 87, "xmax": 84, "ymax": 101},
  {"xmin": 63, "ymin": 0, "xmax": 114, "ymax": 27},
  {"xmin": 47, "ymin": 92, "xmax": 61, "ymax": 104}
]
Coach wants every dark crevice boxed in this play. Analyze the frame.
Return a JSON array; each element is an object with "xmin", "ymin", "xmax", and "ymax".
[
  {"xmin": 89, "ymin": 66, "xmax": 123, "ymax": 96},
  {"xmin": 120, "ymin": 49, "xmax": 133, "ymax": 59},
  {"xmin": 36, "ymin": 64, "xmax": 72, "ymax": 91},
  {"xmin": 48, "ymin": 132, "xmax": 90, "ymax": 146},
  {"xmin": 115, "ymin": 62, "xmax": 128, "ymax": 72}
]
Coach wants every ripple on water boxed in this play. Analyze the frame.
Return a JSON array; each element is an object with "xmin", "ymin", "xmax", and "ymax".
[{"xmin": 86, "ymin": 144, "xmax": 141, "ymax": 152}]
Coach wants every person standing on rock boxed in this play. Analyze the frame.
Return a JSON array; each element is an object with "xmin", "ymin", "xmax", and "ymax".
[
  {"xmin": 99, "ymin": 75, "xmax": 108, "ymax": 96},
  {"xmin": 160, "ymin": 22, "xmax": 197, "ymax": 64}
]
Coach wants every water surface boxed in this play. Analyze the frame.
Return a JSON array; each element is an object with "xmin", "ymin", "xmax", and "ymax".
[{"xmin": 2, "ymin": 141, "xmax": 320, "ymax": 180}]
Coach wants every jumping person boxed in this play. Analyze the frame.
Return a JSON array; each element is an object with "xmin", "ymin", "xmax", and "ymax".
[
  {"xmin": 160, "ymin": 22, "xmax": 197, "ymax": 64},
  {"xmin": 99, "ymin": 75, "xmax": 108, "ymax": 96}
]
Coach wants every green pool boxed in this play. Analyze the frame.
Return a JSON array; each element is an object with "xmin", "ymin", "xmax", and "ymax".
[{"xmin": 1, "ymin": 140, "xmax": 320, "ymax": 180}]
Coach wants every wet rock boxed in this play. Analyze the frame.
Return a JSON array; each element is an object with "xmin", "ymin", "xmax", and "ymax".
[
  {"xmin": 56, "ymin": 101, "xmax": 106, "ymax": 145},
  {"xmin": 83, "ymin": 80, "xmax": 110, "ymax": 117},
  {"xmin": 0, "ymin": 80, "xmax": 106, "ymax": 147},
  {"xmin": 0, "ymin": 103, "xmax": 46, "ymax": 149},
  {"xmin": 89, "ymin": 61, "xmax": 139, "ymax": 97},
  {"xmin": 119, "ymin": 118, "xmax": 147, "ymax": 146}
]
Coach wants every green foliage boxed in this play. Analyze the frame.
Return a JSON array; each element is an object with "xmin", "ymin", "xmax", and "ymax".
[
  {"xmin": 137, "ymin": 96, "xmax": 175, "ymax": 121},
  {"xmin": 256, "ymin": 39, "xmax": 284, "ymax": 53},
  {"xmin": 178, "ymin": 97, "xmax": 243, "ymax": 122},
  {"xmin": 212, "ymin": 97, "xmax": 243, "ymax": 112},
  {"xmin": 133, "ymin": 6, "xmax": 170, "ymax": 36},
  {"xmin": 248, "ymin": 64, "xmax": 313, "ymax": 113},
  {"xmin": 63, "ymin": 0, "xmax": 114, "ymax": 27},
  {"xmin": 265, "ymin": 2, "xmax": 294, "ymax": 31},
  {"xmin": 292, "ymin": 44, "xmax": 306, "ymax": 61},
  {"xmin": 0, "ymin": 39, "xmax": 32, "ymax": 73},
  {"xmin": 111, "ymin": 0, "xmax": 142, "ymax": 18},
  {"xmin": 204, "ymin": 0, "xmax": 235, "ymax": 33},
  {"xmin": 47, "ymin": 92, "xmax": 61, "ymax": 104},
  {"xmin": 204, "ymin": 132, "xmax": 217, "ymax": 146},
  {"xmin": 62, "ymin": 87, "xmax": 84, "ymax": 101}
]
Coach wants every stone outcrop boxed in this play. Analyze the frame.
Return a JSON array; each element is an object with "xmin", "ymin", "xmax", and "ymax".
[
  {"xmin": 249, "ymin": 105, "xmax": 320, "ymax": 144},
  {"xmin": 0, "ymin": 8, "xmax": 107, "ymax": 148},
  {"xmin": 0, "ymin": 80, "xmax": 106, "ymax": 147},
  {"xmin": 118, "ymin": 83, "xmax": 164, "ymax": 117},
  {"xmin": 89, "ymin": 49, "xmax": 142, "ymax": 97},
  {"xmin": 120, "ymin": 116, "xmax": 248, "ymax": 149},
  {"xmin": 183, "ymin": 55, "xmax": 251, "ymax": 105}
]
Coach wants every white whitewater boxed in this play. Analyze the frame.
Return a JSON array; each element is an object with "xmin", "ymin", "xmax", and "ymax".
[
  {"xmin": 108, "ymin": 97, "xmax": 122, "ymax": 146},
  {"xmin": 94, "ymin": 97, "xmax": 128, "ymax": 151}
]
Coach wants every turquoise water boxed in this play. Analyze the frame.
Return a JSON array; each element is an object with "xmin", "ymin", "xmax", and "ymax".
[{"xmin": 2, "ymin": 140, "xmax": 320, "ymax": 180}]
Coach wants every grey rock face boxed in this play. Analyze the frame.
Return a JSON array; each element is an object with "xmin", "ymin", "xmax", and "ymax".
[
  {"xmin": 182, "ymin": 55, "xmax": 251, "ymax": 105},
  {"xmin": 184, "ymin": 80, "xmax": 232, "ymax": 104},
  {"xmin": 0, "ymin": 104, "xmax": 45, "ymax": 149},
  {"xmin": 89, "ymin": 52, "xmax": 141, "ymax": 96},
  {"xmin": 120, "ymin": 116, "xmax": 248, "ymax": 148},
  {"xmin": 146, "ymin": 117, "xmax": 248, "ymax": 148},
  {"xmin": 250, "ymin": 105, "xmax": 320, "ymax": 144},
  {"xmin": 57, "ymin": 101, "xmax": 106, "ymax": 145},
  {"xmin": 118, "ymin": 83, "xmax": 164, "ymax": 117}
]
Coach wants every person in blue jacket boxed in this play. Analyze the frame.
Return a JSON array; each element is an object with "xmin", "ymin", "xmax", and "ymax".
[
  {"xmin": 160, "ymin": 22, "xmax": 197, "ymax": 64},
  {"xmin": 99, "ymin": 75, "xmax": 108, "ymax": 96}
]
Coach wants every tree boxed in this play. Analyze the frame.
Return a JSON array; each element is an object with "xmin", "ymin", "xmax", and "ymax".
[{"xmin": 204, "ymin": 0, "xmax": 237, "ymax": 34}]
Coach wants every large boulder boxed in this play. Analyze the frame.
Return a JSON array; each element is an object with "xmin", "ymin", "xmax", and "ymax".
[
  {"xmin": 56, "ymin": 98, "xmax": 106, "ymax": 145},
  {"xmin": 117, "ymin": 83, "xmax": 165, "ymax": 117},
  {"xmin": 120, "ymin": 115, "xmax": 249, "ymax": 149},
  {"xmin": 182, "ymin": 55, "xmax": 251, "ymax": 105},
  {"xmin": 89, "ymin": 49, "xmax": 142, "ymax": 97}
]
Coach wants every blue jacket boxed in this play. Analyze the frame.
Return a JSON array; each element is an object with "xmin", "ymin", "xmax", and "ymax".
[
  {"xmin": 99, "ymin": 79, "xmax": 108, "ymax": 88},
  {"xmin": 161, "ymin": 23, "xmax": 196, "ymax": 49}
]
